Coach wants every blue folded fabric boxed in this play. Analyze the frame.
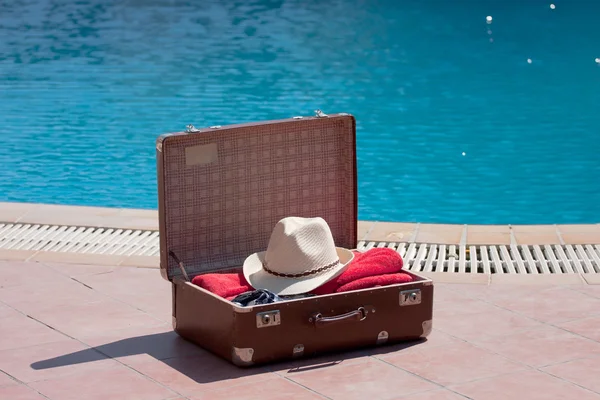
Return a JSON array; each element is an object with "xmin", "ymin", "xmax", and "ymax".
[{"xmin": 231, "ymin": 289, "xmax": 281, "ymax": 306}]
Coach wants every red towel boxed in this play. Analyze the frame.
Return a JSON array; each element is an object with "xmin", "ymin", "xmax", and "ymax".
[
  {"xmin": 191, "ymin": 272, "xmax": 252, "ymax": 299},
  {"xmin": 336, "ymin": 273, "xmax": 414, "ymax": 292},
  {"xmin": 311, "ymin": 248, "xmax": 405, "ymax": 295},
  {"xmin": 191, "ymin": 248, "xmax": 410, "ymax": 298}
]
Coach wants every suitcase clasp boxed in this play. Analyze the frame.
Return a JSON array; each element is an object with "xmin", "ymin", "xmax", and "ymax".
[
  {"xmin": 256, "ymin": 310, "xmax": 281, "ymax": 328},
  {"xmin": 399, "ymin": 289, "xmax": 421, "ymax": 306}
]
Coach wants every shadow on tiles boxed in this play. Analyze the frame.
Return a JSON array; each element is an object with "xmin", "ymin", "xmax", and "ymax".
[{"xmin": 30, "ymin": 331, "xmax": 426, "ymax": 382}]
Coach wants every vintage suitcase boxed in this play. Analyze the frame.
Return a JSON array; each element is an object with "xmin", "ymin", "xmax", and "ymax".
[{"xmin": 156, "ymin": 111, "xmax": 434, "ymax": 367}]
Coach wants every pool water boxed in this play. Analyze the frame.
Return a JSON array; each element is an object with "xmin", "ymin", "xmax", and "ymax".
[{"xmin": 1, "ymin": 0, "xmax": 599, "ymax": 225}]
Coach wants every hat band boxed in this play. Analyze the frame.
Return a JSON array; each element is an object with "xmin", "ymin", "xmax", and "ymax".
[{"xmin": 262, "ymin": 258, "xmax": 340, "ymax": 278}]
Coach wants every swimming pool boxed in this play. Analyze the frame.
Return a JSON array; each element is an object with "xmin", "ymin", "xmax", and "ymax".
[{"xmin": 1, "ymin": 0, "xmax": 599, "ymax": 225}]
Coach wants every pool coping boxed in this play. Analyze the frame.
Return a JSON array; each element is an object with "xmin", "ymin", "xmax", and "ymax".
[{"xmin": 1, "ymin": 202, "xmax": 599, "ymax": 285}]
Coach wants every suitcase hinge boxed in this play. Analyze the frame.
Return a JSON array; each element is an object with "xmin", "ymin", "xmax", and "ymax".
[
  {"xmin": 185, "ymin": 124, "xmax": 201, "ymax": 133},
  {"xmin": 399, "ymin": 289, "xmax": 421, "ymax": 306},
  {"xmin": 168, "ymin": 251, "xmax": 191, "ymax": 282}
]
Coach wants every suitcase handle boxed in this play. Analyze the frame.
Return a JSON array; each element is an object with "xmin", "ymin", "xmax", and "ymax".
[{"xmin": 311, "ymin": 307, "xmax": 367, "ymax": 327}]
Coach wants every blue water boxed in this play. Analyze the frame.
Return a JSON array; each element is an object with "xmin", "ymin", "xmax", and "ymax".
[{"xmin": 1, "ymin": 0, "xmax": 599, "ymax": 225}]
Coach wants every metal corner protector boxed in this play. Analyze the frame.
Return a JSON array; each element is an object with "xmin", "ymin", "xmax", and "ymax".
[
  {"xmin": 231, "ymin": 347, "xmax": 254, "ymax": 367},
  {"xmin": 421, "ymin": 320, "xmax": 432, "ymax": 338}
]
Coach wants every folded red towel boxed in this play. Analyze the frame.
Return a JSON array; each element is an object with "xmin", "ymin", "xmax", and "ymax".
[
  {"xmin": 192, "ymin": 248, "xmax": 408, "ymax": 298},
  {"xmin": 311, "ymin": 248, "xmax": 404, "ymax": 295},
  {"xmin": 336, "ymin": 272, "xmax": 413, "ymax": 292},
  {"xmin": 191, "ymin": 272, "xmax": 252, "ymax": 299}
]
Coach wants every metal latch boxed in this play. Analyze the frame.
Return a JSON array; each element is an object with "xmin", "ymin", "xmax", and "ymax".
[
  {"xmin": 293, "ymin": 344, "xmax": 304, "ymax": 357},
  {"xmin": 399, "ymin": 289, "xmax": 421, "ymax": 306},
  {"xmin": 256, "ymin": 310, "xmax": 281, "ymax": 328},
  {"xmin": 377, "ymin": 331, "xmax": 389, "ymax": 344}
]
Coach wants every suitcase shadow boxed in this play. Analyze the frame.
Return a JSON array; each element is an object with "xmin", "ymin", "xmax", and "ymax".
[
  {"xmin": 30, "ymin": 331, "xmax": 428, "ymax": 382},
  {"xmin": 275, "ymin": 339, "xmax": 427, "ymax": 374}
]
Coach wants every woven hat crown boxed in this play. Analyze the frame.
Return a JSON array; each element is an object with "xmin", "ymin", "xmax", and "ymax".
[{"xmin": 263, "ymin": 217, "xmax": 339, "ymax": 277}]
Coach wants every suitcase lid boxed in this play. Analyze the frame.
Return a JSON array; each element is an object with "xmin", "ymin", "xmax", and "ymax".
[{"xmin": 156, "ymin": 111, "xmax": 358, "ymax": 282}]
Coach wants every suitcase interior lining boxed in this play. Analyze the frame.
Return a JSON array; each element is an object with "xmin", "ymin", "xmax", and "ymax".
[{"xmin": 159, "ymin": 115, "xmax": 357, "ymax": 282}]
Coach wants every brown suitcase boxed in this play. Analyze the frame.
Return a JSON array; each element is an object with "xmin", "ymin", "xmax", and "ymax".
[{"xmin": 156, "ymin": 111, "xmax": 434, "ymax": 367}]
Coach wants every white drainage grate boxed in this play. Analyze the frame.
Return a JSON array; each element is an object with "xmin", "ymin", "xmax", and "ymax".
[
  {"xmin": 357, "ymin": 241, "xmax": 600, "ymax": 274},
  {"xmin": 0, "ymin": 223, "xmax": 160, "ymax": 257},
  {"xmin": 1, "ymin": 223, "xmax": 599, "ymax": 274}
]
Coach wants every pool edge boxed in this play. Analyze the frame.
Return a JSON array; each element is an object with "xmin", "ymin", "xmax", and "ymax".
[{"xmin": 2, "ymin": 201, "xmax": 599, "ymax": 245}]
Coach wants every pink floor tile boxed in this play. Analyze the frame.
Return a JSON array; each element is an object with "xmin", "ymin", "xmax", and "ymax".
[
  {"xmin": 0, "ymin": 277, "xmax": 108, "ymax": 315},
  {"xmin": 0, "ymin": 339, "xmax": 117, "ymax": 383},
  {"xmin": 434, "ymin": 304, "xmax": 542, "ymax": 342},
  {"xmin": 270, "ymin": 348, "xmax": 372, "ymax": 376},
  {"xmin": 30, "ymin": 364, "xmax": 177, "ymax": 400},
  {"xmin": 43, "ymin": 262, "xmax": 117, "ymax": 277},
  {"xmin": 128, "ymin": 352, "xmax": 275, "ymax": 395},
  {"xmin": 0, "ymin": 384, "xmax": 48, "ymax": 400},
  {"xmin": 0, "ymin": 261, "xmax": 69, "ymax": 288},
  {"xmin": 118, "ymin": 291, "xmax": 173, "ymax": 323},
  {"xmin": 556, "ymin": 316, "xmax": 600, "ymax": 342},
  {"xmin": 76, "ymin": 266, "xmax": 169, "ymax": 301},
  {"xmin": 434, "ymin": 296, "xmax": 496, "ymax": 316},
  {"xmin": 379, "ymin": 340, "xmax": 528, "ymax": 386},
  {"xmin": 287, "ymin": 358, "xmax": 438, "ymax": 400},
  {"xmin": 75, "ymin": 267, "xmax": 173, "ymax": 320},
  {"xmin": 431, "ymin": 285, "xmax": 481, "ymax": 312},
  {"xmin": 439, "ymin": 283, "xmax": 494, "ymax": 298},
  {"xmin": 0, "ymin": 370, "xmax": 16, "ymax": 386},
  {"xmin": 26, "ymin": 298, "xmax": 165, "ymax": 339},
  {"xmin": 489, "ymin": 285, "xmax": 600, "ymax": 324},
  {"xmin": 190, "ymin": 376, "xmax": 324, "ymax": 400},
  {"xmin": 572, "ymin": 285, "xmax": 600, "ymax": 299},
  {"xmin": 413, "ymin": 328, "xmax": 461, "ymax": 348},
  {"xmin": 542, "ymin": 357, "xmax": 600, "ymax": 394},
  {"xmin": 391, "ymin": 388, "xmax": 469, "ymax": 399},
  {"xmin": 79, "ymin": 323, "xmax": 206, "ymax": 362},
  {"xmin": 474, "ymin": 325, "xmax": 600, "ymax": 368},
  {"xmin": 0, "ymin": 314, "xmax": 67, "ymax": 352},
  {"xmin": 0, "ymin": 302, "xmax": 19, "ymax": 319},
  {"xmin": 450, "ymin": 370, "xmax": 600, "ymax": 400}
]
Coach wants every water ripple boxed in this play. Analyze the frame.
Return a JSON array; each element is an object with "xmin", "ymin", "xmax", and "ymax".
[{"xmin": 1, "ymin": 0, "xmax": 599, "ymax": 224}]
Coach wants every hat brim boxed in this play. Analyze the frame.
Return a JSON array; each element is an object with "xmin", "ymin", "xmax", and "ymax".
[{"xmin": 242, "ymin": 247, "xmax": 354, "ymax": 296}]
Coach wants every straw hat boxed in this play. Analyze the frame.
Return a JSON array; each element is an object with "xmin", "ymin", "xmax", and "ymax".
[{"xmin": 242, "ymin": 216, "xmax": 354, "ymax": 296}]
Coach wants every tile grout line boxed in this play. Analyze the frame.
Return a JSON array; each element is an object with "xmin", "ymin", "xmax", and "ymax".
[
  {"xmin": 272, "ymin": 371, "xmax": 333, "ymax": 400},
  {"xmin": 362, "ymin": 221, "xmax": 376, "ymax": 241},
  {"xmin": 509, "ymin": 225, "xmax": 517, "ymax": 246},
  {"xmin": 35, "ymin": 262, "xmax": 168, "ymax": 323},
  {"xmin": 460, "ymin": 225, "xmax": 467, "ymax": 246},
  {"xmin": 372, "ymin": 355, "xmax": 474, "ymax": 398},
  {"xmin": 555, "ymin": 224, "xmax": 566, "ymax": 245},
  {"xmin": 537, "ymin": 367, "xmax": 600, "ymax": 396},
  {"xmin": 370, "ymin": 355, "xmax": 446, "ymax": 389},
  {"xmin": 409, "ymin": 223, "xmax": 420, "ymax": 243}
]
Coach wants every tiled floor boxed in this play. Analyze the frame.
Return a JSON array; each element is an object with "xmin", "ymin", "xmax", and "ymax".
[{"xmin": 1, "ymin": 259, "xmax": 600, "ymax": 400}]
